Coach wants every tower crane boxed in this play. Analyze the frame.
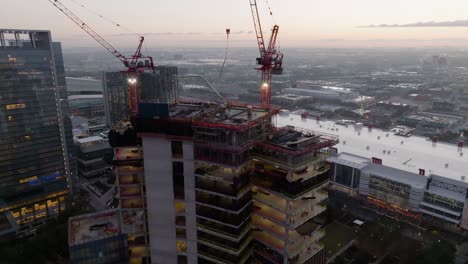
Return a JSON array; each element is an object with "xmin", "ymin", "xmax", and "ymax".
[
  {"xmin": 249, "ymin": 0, "xmax": 283, "ymax": 109},
  {"xmin": 48, "ymin": 0, "xmax": 154, "ymax": 117}
]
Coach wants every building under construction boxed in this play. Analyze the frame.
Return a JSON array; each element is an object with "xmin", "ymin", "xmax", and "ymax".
[
  {"xmin": 103, "ymin": 66, "xmax": 178, "ymax": 127},
  {"xmin": 109, "ymin": 100, "xmax": 338, "ymax": 264}
]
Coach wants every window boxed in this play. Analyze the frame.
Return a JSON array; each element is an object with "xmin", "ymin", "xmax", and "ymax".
[
  {"xmin": 173, "ymin": 162, "xmax": 185, "ymax": 199},
  {"xmin": 177, "ymin": 255, "xmax": 188, "ymax": 264},
  {"xmin": 175, "ymin": 216, "xmax": 186, "ymax": 226},
  {"xmin": 175, "ymin": 201, "xmax": 186, "ymax": 215},
  {"xmin": 172, "ymin": 141, "xmax": 183, "ymax": 158},
  {"xmin": 176, "ymin": 240, "xmax": 187, "ymax": 253},
  {"xmin": 176, "ymin": 228, "xmax": 186, "ymax": 239}
]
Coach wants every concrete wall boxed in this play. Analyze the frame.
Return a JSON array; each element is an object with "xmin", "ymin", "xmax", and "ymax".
[
  {"xmin": 143, "ymin": 136, "xmax": 197, "ymax": 264},
  {"xmin": 182, "ymin": 141, "xmax": 198, "ymax": 263}
]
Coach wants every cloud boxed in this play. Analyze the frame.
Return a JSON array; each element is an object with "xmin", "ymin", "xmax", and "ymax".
[{"xmin": 360, "ymin": 20, "xmax": 468, "ymax": 28}]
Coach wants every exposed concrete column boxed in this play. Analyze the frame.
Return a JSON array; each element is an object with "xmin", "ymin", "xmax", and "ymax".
[
  {"xmin": 14, "ymin": 32, "xmax": 20, "ymax": 47},
  {"xmin": 29, "ymin": 32, "xmax": 36, "ymax": 48},
  {"xmin": 0, "ymin": 31, "xmax": 5, "ymax": 47},
  {"xmin": 333, "ymin": 163, "xmax": 338, "ymax": 182}
]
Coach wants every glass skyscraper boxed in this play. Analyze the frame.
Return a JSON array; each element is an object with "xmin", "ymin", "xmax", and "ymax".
[{"xmin": 0, "ymin": 29, "xmax": 71, "ymax": 234}]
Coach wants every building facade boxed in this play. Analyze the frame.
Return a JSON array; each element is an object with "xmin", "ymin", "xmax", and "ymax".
[
  {"xmin": 109, "ymin": 121, "xmax": 150, "ymax": 264},
  {"xmin": 0, "ymin": 29, "xmax": 71, "ymax": 235},
  {"xmin": 75, "ymin": 136, "xmax": 112, "ymax": 179},
  {"xmin": 109, "ymin": 101, "xmax": 338, "ymax": 264},
  {"xmin": 328, "ymin": 152, "xmax": 468, "ymax": 230}
]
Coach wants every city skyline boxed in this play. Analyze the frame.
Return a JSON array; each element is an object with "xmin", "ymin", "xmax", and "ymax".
[{"xmin": 3, "ymin": 0, "xmax": 468, "ymax": 48}]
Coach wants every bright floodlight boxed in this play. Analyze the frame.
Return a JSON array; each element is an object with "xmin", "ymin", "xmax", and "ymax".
[
  {"xmin": 127, "ymin": 78, "xmax": 137, "ymax": 84},
  {"xmin": 261, "ymin": 82, "xmax": 269, "ymax": 89}
]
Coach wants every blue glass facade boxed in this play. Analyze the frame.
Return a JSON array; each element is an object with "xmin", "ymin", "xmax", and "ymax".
[{"xmin": 0, "ymin": 30, "xmax": 70, "ymax": 230}]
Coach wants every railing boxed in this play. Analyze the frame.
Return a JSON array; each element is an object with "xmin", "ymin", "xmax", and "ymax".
[
  {"xmin": 252, "ymin": 172, "xmax": 329, "ymax": 199},
  {"xmin": 195, "ymin": 177, "xmax": 251, "ymax": 198},
  {"xmin": 196, "ymin": 204, "xmax": 253, "ymax": 227},
  {"xmin": 290, "ymin": 165, "xmax": 330, "ymax": 182},
  {"xmin": 197, "ymin": 218, "xmax": 252, "ymax": 239},
  {"xmin": 196, "ymin": 192, "xmax": 252, "ymax": 213}
]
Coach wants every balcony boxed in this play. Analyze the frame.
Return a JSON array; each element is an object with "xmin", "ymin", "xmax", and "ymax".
[
  {"xmin": 253, "ymin": 214, "xmax": 286, "ymax": 239},
  {"xmin": 114, "ymin": 165, "xmax": 144, "ymax": 174},
  {"xmin": 121, "ymin": 198, "xmax": 143, "ymax": 209},
  {"xmin": 120, "ymin": 186, "xmax": 142, "ymax": 197},
  {"xmin": 198, "ymin": 243, "xmax": 252, "ymax": 264},
  {"xmin": 289, "ymin": 164, "xmax": 330, "ymax": 182},
  {"xmin": 197, "ymin": 218, "xmax": 252, "ymax": 240},
  {"xmin": 253, "ymin": 148, "xmax": 333, "ymax": 171},
  {"xmin": 196, "ymin": 191, "xmax": 252, "ymax": 213},
  {"xmin": 118, "ymin": 174, "xmax": 141, "ymax": 185},
  {"xmin": 253, "ymin": 203, "xmax": 287, "ymax": 225},
  {"xmin": 195, "ymin": 177, "xmax": 251, "ymax": 199},
  {"xmin": 253, "ymin": 230, "xmax": 285, "ymax": 254},
  {"xmin": 196, "ymin": 204, "xmax": 253, "ymax": 228},
  {"xmin": 253, "ymin": 212, "xmax": 326, "ymax": 259},
  {"xmin": 197, "ymin": 230, "xmax": 252, "ymax": 256},
  {"xmin": 114, "ymin": 147, "xmax": 142, "ymax": 161},
  {"xmin": 252, "ymin": 170, "xmax": 329, "ymax": 199},
  {"xmin": 287, "ymin": 231, "xmax": 319, "ymax": 260},
  {"xmin": 254, "ymin": 188, "xmax": 327, "ymax": 228}
]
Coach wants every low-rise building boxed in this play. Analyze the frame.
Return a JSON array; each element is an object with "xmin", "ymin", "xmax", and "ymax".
[
  {"xmin": 75, "ymin": 136, "xmax": 112, "ymax": 179},
  {"xmin": 68, "ymin": 209, "xmax": 129, "ymax": 264}
]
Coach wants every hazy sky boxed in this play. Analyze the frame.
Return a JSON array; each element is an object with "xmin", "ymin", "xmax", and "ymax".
[{"xmin": 3, "ymin": 0, "xmax": 468, "ymax": 49}]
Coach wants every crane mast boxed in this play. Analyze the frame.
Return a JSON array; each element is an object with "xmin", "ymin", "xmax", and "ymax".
[
  {"xmin": 48, "ymin": 0, "xmax": 155, "ymax": 118},
  {"xmin": 249, "ymin": 0, "xmax": 283, "ymax": 109}
]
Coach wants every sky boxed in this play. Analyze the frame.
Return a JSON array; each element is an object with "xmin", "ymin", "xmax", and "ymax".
[{"xmin": 3, "ymin": 0, "xmax": 468, "ymax": 49}]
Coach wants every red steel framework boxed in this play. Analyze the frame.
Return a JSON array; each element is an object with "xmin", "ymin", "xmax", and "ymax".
[
  {"xmin": 49, "ymin": 0, "xmax": 154, "ymax": 117},
  {"xmin": 249, "ymin": 0, "xmax": 284, "ymax": 109}
]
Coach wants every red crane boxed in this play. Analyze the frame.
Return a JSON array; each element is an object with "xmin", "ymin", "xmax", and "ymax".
[
  {"xmin": 249, "ymin": 0, "xmax": 283, "ymax": 109},
  {"xmin": 48, "ymin": 0, "xmax": 154, "ymax": 117}
]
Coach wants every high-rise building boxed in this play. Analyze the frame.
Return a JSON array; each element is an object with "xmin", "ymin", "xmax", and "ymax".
[
  {"xmin": 0, "ymin": 29, "xmax": 71, "ymax": 235},
  {"xmin": 109, "ymin": 101, "xmax": 338, "ymax": 264},
  {"xmin": 103, "ymin": 66, "xmax": 178, "ymax": 127}
]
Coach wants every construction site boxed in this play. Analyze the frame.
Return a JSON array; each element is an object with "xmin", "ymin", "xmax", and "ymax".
[
  {"xmin": 47, "ymin": 0, "xmax": 339, "ymax": 263},
  {"xmin": 107, "ymin": 96, "xmax": 338, "ymax": 264}
]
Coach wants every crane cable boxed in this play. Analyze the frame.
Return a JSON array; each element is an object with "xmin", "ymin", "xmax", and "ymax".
[
  {"xmin": 265, "ymin": 0, "xmax": 277, "ymax": 24},
  {"xmin": 218, "ymin": 29, "xmax": 231, "ymax": 79},
  {"xmin": 65, "ymin": 0, "xmax": 138, "ymax": 36},
  {"xmin": 64, "ymin": 0, "xmax": 150, "ymax": 62}
]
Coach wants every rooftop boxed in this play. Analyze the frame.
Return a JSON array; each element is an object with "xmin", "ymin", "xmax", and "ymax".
[
  {"xmin": 362, "ymin": 163, "xmax": 427, "ymax": 189},
  {"xmin": 277, "ymin": 115, "xmax": 468, "ymax": 182},
  {"xmin": 136, "ymin": 101, "xmax": 279, "ymax": 134},
  {"xmin": 170, "ymin": 102, "xmax": 276, "ymax": 126},
  {"xmin": 76, "ymin": 136, "xmax": 104, "ymax": 144},
  {"xmin": 68, "ymin": 209, "xmax": 121, "ymax": 246},
  {"xmin": 327, "ymin": 152, "xmax": 371, "ymax": 170}
]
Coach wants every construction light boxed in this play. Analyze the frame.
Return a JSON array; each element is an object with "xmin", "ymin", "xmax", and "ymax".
[
  {"xmin": 127, "ymin": 78, "xmax": 137, "ymax": 84},
  {"xmin": 261, "ymin": 82, "xmax": 269, "ymax": 89}
]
